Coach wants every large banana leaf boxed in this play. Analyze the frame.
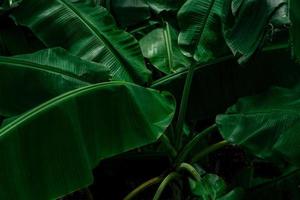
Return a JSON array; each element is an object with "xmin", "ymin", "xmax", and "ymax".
[
  {"xmin": 0, "ymin": 82, "xmax": 175, "ymax": 200},
  {"xmin": 222, "ymin": 0, "xmax": 289, "ymax": 63},
  {"xmin": 11, "ymin": 0, "xmax": 151, "ymax": 84},
  {"xmin": 0, "ymin": 48, "xmax": 110, "ymax": 117},
  {"xmin": 177, "ymin": 0, "xmax": 229, "ymax": 62},
  {"xmin": 139, "ymin": 22, "xmax": 190, "ymax": 74},
  {"xmin": 216, "ymin": 85, "xmax": 300, "ymax": 166}
]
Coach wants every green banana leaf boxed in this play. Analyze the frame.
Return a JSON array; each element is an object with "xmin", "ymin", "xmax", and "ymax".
[
  {"xmin": 11, "ymin": 0, "xmax": 151, "ymax": 84},
  {"xmin": 139, "ymin": 22, "xmax": 190, "ymax": 74},
  {"xmin": 177, "ymin": 0, "xmax": 229, "ymax": 62},
  {"xmin": 0, "ymin": 81, "xmax": 175, "ymax": 200},
  {"xmin": 245, "ymin": 169, "xmax": 300, "ymax": 200},
  {"xmin": 216, "ymin": 85, "xmax": 300, "ymax": 166},
  {"xmin": 189, "ymin": 174, "xmax": 227, "ymax": 200},
  {"xmin": 0, "ymin": 0, "xmax": 22, "ymax": 13},
  {"xmin": 109, "ymin": 0, "xmax": 151, "ymax": 28},
  {"xmin": 0, "ymin": 48, "xmax": 110, "ymax": 117},
  {"xmin": 146, "ymin": 0, "xmax": 184, "ymax": 13},
  {"xmin": 222, "ymin": 0, "xmax": 289, "ymax": 63},
  {"xmin": 290, "ymin": 0, "xmax": 300, "ymax": 63}
]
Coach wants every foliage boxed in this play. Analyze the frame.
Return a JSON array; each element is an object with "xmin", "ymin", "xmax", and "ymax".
[{"xmin": 0, "ymin": 0, "xmax": 299, "ymax": 199}]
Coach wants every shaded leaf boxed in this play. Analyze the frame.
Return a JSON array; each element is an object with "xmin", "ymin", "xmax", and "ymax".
[
  {"xmin": 177, "ymin": 0, "xmax": 228, "ymax": 62},
  {"xmin": 0, "ymin": 48, "xmax": 110, "ymax": 117},
  {"xmin": 146, "ymin": 0, "xmax": 184, "ymax": 14},
  {"xmin": 0, "ymin": 0, "xmax": 22, "ymax": 13},
  {"xmin": 190, "ymin": 174, "xmax": 226, "ymax": 200},
  {"xmin": 152, "ymin": 47, "xmax": 300, "ymax": 121},
  {"xmin": 218, "ymin": 188, "xmax": 245, "ymax": 200},
  {"xmin": 0, "ymin": 82, "xmax": 175, "ymax": 200},
  {"xmin": 290, "ymin": 0, "xmax": 300, "ymax": 63},
  {"xmin": 140, "ymin": 22, "xmax": 190, "ymax": 74},
  {"xmin": 222, "ymin": 0, "xmax": 289, "ymax": 63},
  {"xmin": 12, "ymin": 0, "xmax": 151, "ymax": 84},
  {"xmin": 0, "ymin": 16, "xmax": 44, "ymax": 56},
  {"xmin": 110, "ymin": 0, "xmax": 151, "ymax": 28},
  {"xmin": 246, "ymin": 169, "xmax": 300, "ymax": 200},
  {"xmin": 217, "ymin": 85, "xmax": 300, "ymax": 166}
]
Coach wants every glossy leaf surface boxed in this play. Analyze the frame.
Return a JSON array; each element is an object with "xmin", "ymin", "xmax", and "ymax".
[
  {"xmin": 190, "ymin": 174, "xmax": 226, "ymax": 200},
  {"xmin": 0, "ymin": 82, "xmax": 175, "ymax": 200},
  {"xmin": 12, "ymin": 0, "xmax": 151, "ymax": 83},
  {"xmin": 222, "ymin": 0, "xmax": 289, "ymax": 63},
  {"xmin": 177, "ymin": 0, "xmax": 228, "ymax": 62},
  {"xmin": 0, "ymin": 48, "xmax": 110, "ymax": 116},
  {"xmin": 217, "ymin": 85, "xmax": 300, "ymax": 166},
  {"xmin": 146, "ymin": 0, "xmax": 184, "ymax": 13},
  {"xmin": 140, "ymin": 23, "xmax": 190, "ymax": 74}
]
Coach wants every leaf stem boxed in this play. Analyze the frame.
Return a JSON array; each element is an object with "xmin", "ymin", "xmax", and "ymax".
[
  {"xmin": 123, "ymin": 176, "xmax": 162, "ymax": 200},
  {"xmin": 175, "ymin": 124, "xmax": 217, "ymax": 163},
  {"xmin": 191, "ymin": 140, "xmax": 229, "ymax": 163},
  {"xmin": 174, "ymin": 61, "xmax": 196, "ymax": 149},
  {"xmin": 160, "ymin": 134, "xmax": 178, "ymax": 158},
  {"xmin": 177, "ymin": 162, "xmax": 201, "ymax": 181},
  {"xmin": 153, "ymin": 172, "xmax": 181, "ymax": 200}
]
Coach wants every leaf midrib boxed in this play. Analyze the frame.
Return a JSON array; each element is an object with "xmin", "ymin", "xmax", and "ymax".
[
  {"xmin": 57, "ymin": 0, "xmax": 136, "ymax": 82},
  {"xmin": 0, "ymin": 56, "xmax": 89, "ymax": 83},
  {"xmin": 192, "ymin": 0, "xmax": 216, "ymax": 57},
  {"xmin": 0, "ymin": 81, "xmax": 129, "ymax": 136},
  {"xmin": 162, "ymin": 21, "xmax": 174, "ymax": 72}
]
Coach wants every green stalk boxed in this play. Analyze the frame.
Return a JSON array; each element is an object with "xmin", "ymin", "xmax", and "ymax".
[
  {"xmin": 123, "ymin": 176, "xmax": 162, "ymax": 200},
  {"xmin": 174, "ymin": 0, "xmax": 216, "ymax": 149},
  {"xmin": 160, "ymin": 134, "xmax": 177, "ymax": 158},
  {"xmin": 175, "ymin": 124, "xmax": 217, "ymax": 163},
  {"xmin": 177, "ymin": 162, "xmax": 201, "ymax": 181},
  {"xmin": 191, "ymin": 140, "xmax": 228, "ymax": 163},
  {"xmin": 174, "ymin": 61, "xmax": 196, "ymax": 149},
  {"xmin": 153, "ymin": 172, "xmax": 181, "ymax": 200}
]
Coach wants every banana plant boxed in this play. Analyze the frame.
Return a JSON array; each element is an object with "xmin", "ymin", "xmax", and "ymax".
[{"xmin": 0, "ymin": 0, "xmax": 300, "ymax": 199}]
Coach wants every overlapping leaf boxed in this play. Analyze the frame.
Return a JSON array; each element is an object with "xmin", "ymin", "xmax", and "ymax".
[
  {"xmin": 0, "ymin": 82, "xmax": 175, "ymax": 200},
  {"xmin": 109, "ymin": 0, "xmax": 151, "ymax": 28},
  {"xmin": 177, "ymin": 0, "xmax": 228, "ymax": 62},
  {"xmin": 217, "ymin": 85, "xmax": 300, "ymax": 166},
  {"xmin": 222, "ymin": 0, "xmax": 289, "ymax": 63},
  {"xmin": 12, "ymin": 0, "xmax": 151, "ymax": 83},
  {"xmin": 0, "ymin": 48, "xmax": 110, "ymax": 117},
  {"xmin": 140, "ymin": 22, "xmax": 190, "ymax": 74}
]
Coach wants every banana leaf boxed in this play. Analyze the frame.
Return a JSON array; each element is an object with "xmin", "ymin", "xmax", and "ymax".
[
  {"xmin": 109, "ymin": 0, "xmax": 151, "ymax": 28},
  {"xmin": 11, "ymin": 0, "xmax": 151, "ymax": 84},
  {"xmin": 0, "ymin": 48, "xmax": 110, "ymax": 117},
  {"xmin": 146, "ymin": 0, "xmax": 184, "ymax": 13},
  {"xmin": 139, "ymin": 22, "xmax": 190, "ymax": 74},
  {"xmin": 177, "ymin": 0, "xmax": 229, "ymax": 62},
  {"xmin": 0, "ymin": 0, "xmax": 22, "ymax": 13},
  {"xmin": 216, "ymin": 85, "xmax": 300, "ymax": 166},
  {"xmin": 0, "ymin": 81, "xmax": 175, "ymax": 200},
  {"xmin": 222, "ymin": 0, "xmax": 289, "ymax": 63}
]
